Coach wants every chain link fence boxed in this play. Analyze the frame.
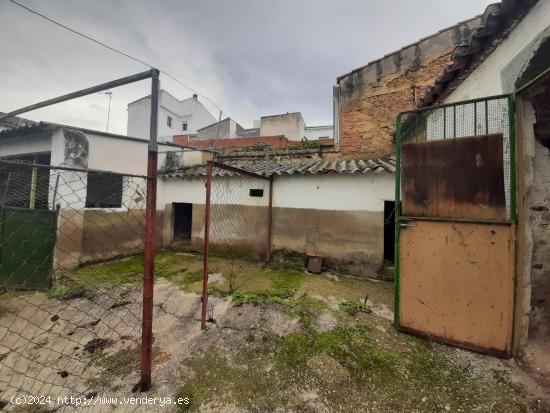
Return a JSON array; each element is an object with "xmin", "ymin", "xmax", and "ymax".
[
  {"xmin": 0, "ymin": 159, "xmax": 150, "ymax": 409},
  {"xmin": 201, "ymin": 161, "xmax": 272, "ymax": 329}
]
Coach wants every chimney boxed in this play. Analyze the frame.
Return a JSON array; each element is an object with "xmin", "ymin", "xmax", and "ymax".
[{"xmin": 193, "ymin": 94, "xmax": 198, "ymax": 100}]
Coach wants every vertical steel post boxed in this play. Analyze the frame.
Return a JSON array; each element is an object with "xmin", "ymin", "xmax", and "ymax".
[
  {"xmin": 394, "ymin": 114, "xmax": 402, "ymax": 328},
  {"xmin": 443, "ymin": 107, "xmax": 447, "ymax": 139},
  {"xmin": 201, "ymin": 161, "xmax": 213, "ymax": 330},
  {"xmin": 140, "ymin": 69, "xmax": 160, "ymax": 391},
  {"xmin": 485, "ymin": 100, "xmax": 489, "ymax": 135},
  {"xmin": 474, "ymin": 102, "xmax": 477, "ymax": 136},
  {"xmin": 267, "ymin": 177, "xmax": 273, "ymax": 261},
  {"xmin": 29, "ymin": 166, "xmax": 38, "ymax": 209},
  {"xmin": 508, "ymin": 95, "xmax": 517, "ymax": 221},
  {"xmin": 453, "ymin": 105, "xmax": 457, "ymax": 138}
]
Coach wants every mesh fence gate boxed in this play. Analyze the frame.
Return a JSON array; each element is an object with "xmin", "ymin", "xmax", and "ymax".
[
  {"xmin": 395, "ymin": 94, "xmax": 517, "ymax": 355},
  {"xmin": 201, "ymin": 161, "xmax": 272, "ymax": 330},
  {"xmin": 0, "ymin": 160, "xmax": 150, "ymax": 408}
]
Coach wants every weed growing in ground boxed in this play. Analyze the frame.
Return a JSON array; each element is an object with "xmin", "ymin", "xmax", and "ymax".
[
  {"xmin": 48, "ymin": 285, "xmax": 77, "ymax": 299},
  {"xmin": 339, "ymin": 299, "xmax": 371, "ymax": 316}
]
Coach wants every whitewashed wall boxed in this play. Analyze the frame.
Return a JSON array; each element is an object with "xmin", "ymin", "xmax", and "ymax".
[
  {"xmin": 445, "ymin": 0, "xmax": 550, "ymax": 101},
  {"xmin": 158, "ymin": 172, "xmax": 395, "ymax": 211},
  {"xmin": 303, "ymin": 126, "xmax": 333, "ymax": 140},
  {"xmin": 0, "ymin": 134, "xmax": 52, "ymax": 157},
  {"xmin": 127, "ymin": 91, "xmax": 216, "ymax": 142}
]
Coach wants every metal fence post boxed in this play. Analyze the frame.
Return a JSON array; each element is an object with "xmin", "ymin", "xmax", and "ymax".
[
  {"xmin": 201, "ymin": 161, "xmax": 213, "ymax": 330},
  {"xmin": 140, "ymin": 68, "xmax": 159, "ymax": 391},
  {"xmin": 267, "ymin": 177, "xmax": 273, "ymax": 261}
]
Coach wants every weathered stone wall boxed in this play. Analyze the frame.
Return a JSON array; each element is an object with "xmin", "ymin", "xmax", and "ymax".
[
  {"xmin": 339, "ymin": 52, "xmax": 453, "ymax": 158},
  {"xmin": 337, "ymin": 17, "xmax": 482, "ymax": 158},
  {"xmin": 526, "ymin": 138, "xmax": 550, "ymax": 346}
]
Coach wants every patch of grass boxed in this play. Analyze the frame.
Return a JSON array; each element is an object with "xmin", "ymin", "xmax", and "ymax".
[
  {"xmin": 48, "ymin": 285, "xmax": 81, "ymax": 300},
  {"xmin": 264, "ymin": 266, "xmax": 307, "ymax": 296},
  {"xmin": 339, "ymin": 299, "xmax": 371, "ymax": 316},
  {"xmin": 181, "ymin": 271, "xmax": 203, "ymax": 288},
  {"xmin": 176, "ymin": 325, "xmax": 530, "ymax": 412}
]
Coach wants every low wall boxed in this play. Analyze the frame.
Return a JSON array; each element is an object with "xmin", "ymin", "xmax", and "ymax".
[
  {"xmin": 272, "ymin": 207, "xmax": 383, "ymax": 277},
  {"xmin": 54, "ymin": 209, "xmax": 147, "ymax": 272},
  {"xmin": 181, "ymin": 203, "xmax": 384, "ymax": 277}
]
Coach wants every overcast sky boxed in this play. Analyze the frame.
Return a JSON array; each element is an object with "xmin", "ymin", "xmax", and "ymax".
[{"xmin": 0, "ymin": 0, "xmax": 494, "ymax": 134}]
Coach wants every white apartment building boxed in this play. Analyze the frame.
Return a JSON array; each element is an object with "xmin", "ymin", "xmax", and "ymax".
[{"xmin": 127, "ymin": 90, "xmax": 216, "ymax": 143}]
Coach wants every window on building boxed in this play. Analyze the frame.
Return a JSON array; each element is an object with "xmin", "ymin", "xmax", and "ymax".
[
  {"xmin": 167, "ymin": 116, "xmax": 173, "ymax": 127},
  {"xmin": 249, "ymin": 189, "xmax": 264, "ymax": 197},
  {"xmin": 85, "ymin": 172, "xmax": 123, "ymax": 208},
  {"xmin": 182, "ymin": 122, "xmax": 188, "ymax": 132}
]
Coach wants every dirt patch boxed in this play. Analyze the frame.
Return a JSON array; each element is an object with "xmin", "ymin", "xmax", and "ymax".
[{"xmin": 1, "ymin": 249, "xmax": 547, "ymax": 413}]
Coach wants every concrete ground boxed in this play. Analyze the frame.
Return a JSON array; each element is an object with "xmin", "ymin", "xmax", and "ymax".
[{"xmin": 0, "ymin": 249, "xmax": 548, "ymax": 412}]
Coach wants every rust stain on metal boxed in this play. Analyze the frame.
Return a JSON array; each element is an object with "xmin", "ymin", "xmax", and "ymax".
[
  {"xmin": 399, "ymin": 220, "xmax": 515, "ymax": 355},
  {"xmin": 401, "ymin": 134, "xmax": 506, "ymax": 220}
]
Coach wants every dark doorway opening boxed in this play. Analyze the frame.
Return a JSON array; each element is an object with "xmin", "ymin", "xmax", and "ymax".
[
  {"xmin": 383, "ymin": 201, "xmax": 396, "ymax": 264},
  {"xmin": 173, "ymin": 203, "xmax": 193, "ymax": 243}
]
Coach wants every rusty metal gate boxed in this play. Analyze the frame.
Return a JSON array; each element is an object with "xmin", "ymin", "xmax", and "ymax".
[{"xmin": 395, "ymin": 95, "xmax": 516, "ymax": 357}]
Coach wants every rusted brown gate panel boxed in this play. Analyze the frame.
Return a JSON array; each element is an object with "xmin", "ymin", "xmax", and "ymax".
[
  {"xmin": 399, "ymin": 220, "xmax": 515, "ymax": 356},
  {"xmin": 401, "ymin": 134, "xmax": 506, "ymax": 220}
]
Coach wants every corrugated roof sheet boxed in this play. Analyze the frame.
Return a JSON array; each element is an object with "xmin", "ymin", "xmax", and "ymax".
[{"xmin": 161, "ymin": 156, "xmax": 396, "ymax": 179}]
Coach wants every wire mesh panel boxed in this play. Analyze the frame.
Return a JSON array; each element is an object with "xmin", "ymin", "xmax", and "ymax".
[
  {"xmin": 201, "ymin": 161, "xmax": 272, "ymax": 329},
  {"xmin": 398, "ymin": 95, "xmax": 514, "ymax": 220},
  {"xmin": 394, "ymin": 95, "xmax": 517, "ymax": 355},
  {"xmin": 0, "ymin": 160, "xmax": 149, "ymax": 409}
]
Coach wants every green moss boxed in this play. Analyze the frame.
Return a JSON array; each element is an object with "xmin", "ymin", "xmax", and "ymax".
[
  {"xmin": 339, "ymin": 299, "xmax": 371, "ymax": 316},
  {"xmin": 181, "ymin": 271, "xmax": 203, "ymax": 288},
  {"xmin": 47, "ymin": 285, "xmax": 75, "ymax": 299},
  {"xmin": 176, "ymin": 353, "xmax": 279, "ymax": 412},
  {"xmin": 176, "ymin": 325, "xmax": 530, "ymax": 412}
]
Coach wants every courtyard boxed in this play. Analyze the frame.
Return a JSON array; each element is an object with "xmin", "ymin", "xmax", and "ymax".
[{"xmin": 0, "ymin": 248, "xmax": 548, "ymax": 412}]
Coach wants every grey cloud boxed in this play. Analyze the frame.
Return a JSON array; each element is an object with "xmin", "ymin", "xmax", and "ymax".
[{"xmin": 0, "ymin": 0, "xmax": 494, "ymax": 134}]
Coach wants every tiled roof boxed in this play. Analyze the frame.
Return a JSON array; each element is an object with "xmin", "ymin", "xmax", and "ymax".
[
  {"xmin": 161, "ymin": 157, "xmax": 396, "ymax": 179},
  {"xmin": 419, "ymin": 0, "xmax": 537, "ymax": 106}
]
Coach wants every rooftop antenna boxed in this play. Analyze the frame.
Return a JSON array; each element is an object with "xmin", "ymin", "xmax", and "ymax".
[{"xmin": 101, "ymin": 91, "xmax": 113, "ymax": 132}]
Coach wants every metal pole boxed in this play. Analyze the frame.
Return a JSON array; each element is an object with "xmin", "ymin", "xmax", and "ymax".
[
  {"xmin": 201, "ymin": 161, "xmax": 213, "ymax": 330},
  {"xmin": 29, "ymin": 166, "xmax": 37, "ymax": 209},
  {"xmin": 0, "ymin": 70, "xmax": 154, "ymax": 122},
  {"xmin": 267, "ymin": 177, "xmax": 273, "ymax": 261},
  {"xmin": 2, "ymin": 173, "xmax": 11, "ymax": 205},
  {"xmin": 140, "ymin": 68, "xmax": 160, "ymax": 391},
  {"xmin": 394, "ymin": 114, "xmax": 402, "ymax": 328},
  {"xmin": 213, "ymin": 110, "xmax": 222, "ymax": 152},
  {"xmin": 105, "ymin": 91, "xmax": 112, "ymax": 132},
  {"xmin": 51, "ymin": 173, "xmax": 60, "ymax": 210}
]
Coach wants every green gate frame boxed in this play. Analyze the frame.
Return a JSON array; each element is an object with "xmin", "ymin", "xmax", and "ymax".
[
  {"xmin": 394, "ymin": 93, "xmax": 517, "ymax": 330},
  {"xmin": 0, "ymin": 205, "xmax": 58, "ymax": 291}
]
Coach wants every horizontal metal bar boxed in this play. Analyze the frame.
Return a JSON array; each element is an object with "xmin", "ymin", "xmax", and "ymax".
[
  {"xmin": 211, "ymin": 160, "xmax": 271, "ymax": 181},
  {"xmin": 0, "ymin": 69, "xmax": 155, "ymax": 121},
  {"xmin": 398, "ymin": 93, "xmax": 511, "ymax": 116},
  {"xmin": 514, "ymin": 67, "xmax": 550, "ymax": 95},
  {"xmin": 399, "ymin": 215, "xmax": 514, "ymax": 226},
  {"xmin": 0, "ymin": 159, "xmax": 150, "ymax": 180}
]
